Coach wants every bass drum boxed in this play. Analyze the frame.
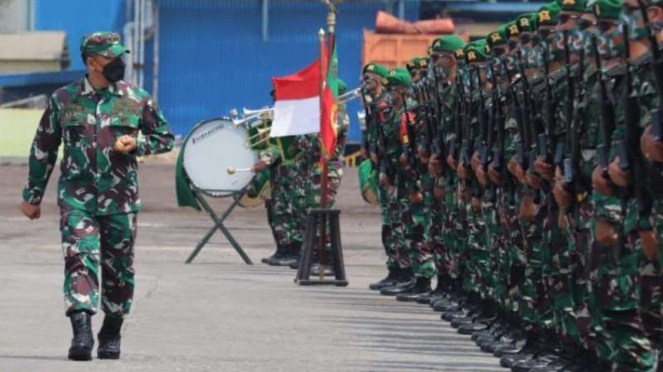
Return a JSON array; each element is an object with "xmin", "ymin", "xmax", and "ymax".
[
  {"xmin": 359, "ymin": 159, "xmax": 378, "ymax": 205},
  {"xmin": 182, "ymin": 118, "xmax": 258, "ymax": 197}
]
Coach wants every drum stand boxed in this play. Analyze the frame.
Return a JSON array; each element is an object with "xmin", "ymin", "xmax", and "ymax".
[{"xmin": 185, "ymin": 186, "xmax": 253, "ymax": 265}]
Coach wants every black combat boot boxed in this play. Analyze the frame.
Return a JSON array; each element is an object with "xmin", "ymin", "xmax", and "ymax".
[
  {"xmin": 369, "ymin": 267, "xmax": 401, "ymax": 291},
  {"xmin": 396, "ymin": 277, "xmax": 432, "ymax": 302},
  {"xmin": 417, "ymin": 274, "xmax": 450, "ymax": 304},
  {"xmin": 262, "ymin": 245, "xmax": 286, "ymax": 265},
  {"xmin": 272, "ymin": 244, "xmax": 301, "ymax": 267},
  {"xmin": 379, "ymin": 269, "xmax": 416, "ymax": 296},
  {"xmin": 97, "ymin": 316, "xmax": 123, "ymax": 360},
  {"xmin": 68, "ymin": 311, "xmax": 94, "ymax": 361}
]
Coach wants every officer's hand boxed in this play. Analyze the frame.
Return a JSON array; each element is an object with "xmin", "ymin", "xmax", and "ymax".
[
  {"xmin": 508, "ymin": 156, "xmax": 518, "ymax": 178},
  {"xmin": 608, "ymin": 157, "xmax": 631, "ymax": 188},
  {"xmin": 371, "ymin": 153, "xmax": 379, "ymax": 165},
  {"xmin": 515, "ymin": 164, "xmax": 527, "ymax": 185},
  {"xmin": 518, "ymin": 194, "xmax": 536, "ymax": 223},
  {"xmin": 471, "ymin": 151, "xmax": 481, "ymax": 174},
  {"xmin": 534, "ymin": 157, "xmax": 554, "ymax": 181},
  {"xmin": 553, "ymin": 167, "xmax": 572, "ymax": 210},
  {"xmin": 476, "ymin": 165, "xmax": 488, "ymax": 188},
  {"xmin": 595, "ymin": 220, "xmax": 618, "ymax": 248},
  {"xmin": 488, "ymin": 162, "xmax": 502, "ymax": 185},
  {"xmin": 115, "ymin": 135, "xmax": 137, "ymax": 154},
  {"xmin": 446, "ymin": 155, "xmax": 458, "ymax": 173},
  {"xmin": 20, "ymin": 201, "xmax": 40, "ymax": 220},
  {"xmin": 641, "ymin": 125, "xmax": 663, "ymax": 163},
  {"xmin": 252, "ymin": 161, "xmax": 268, "ymax": 173},
  {"xmin": 640, "ymin": 229, "xmax": 660, "ymax": 262},
  {"xmin": 592, "ymin": 166, "xmax": 614, "ymax": 196},
  {"xmin": 526, "ymin": 171, "xmax": 542, "ymax": 190},
  {"xmin": 457, "ymin": 161, "xmax": 470, "ymax": 180},
  {"xmin": 409, "ymin": 191, "xmax": 423, "ymax": 204},
  {"xmin": 429, "ymin": 154, "xmax": 442, "ymax": 176}
]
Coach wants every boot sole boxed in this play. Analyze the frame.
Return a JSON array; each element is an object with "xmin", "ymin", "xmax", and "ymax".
[
  {"xmin": 68, "ymin": 349, "xmax": 92, "ymax": 361},
  {"xmin": 97, "ymin": 351, "xmax": 120, "ymax": 360}
]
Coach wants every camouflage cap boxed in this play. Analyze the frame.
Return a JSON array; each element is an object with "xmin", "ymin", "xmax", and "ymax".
[
  {"xmin": 487, "ymin": 26, "xmax": 508, "ymax": 48},
  {"xmin": 557, "ymin": 0, "xmax": 589, "ymax": 13},
  {"xmin": 464, "ymin": 40, "xmax": 490, "ymax": 63},
  {"xmin": 431, "ymin": 35, "xmax": 466, "ymax": 53},
  {"xmin": 516, "ymin": 13, "xmax": 536, "ymax": 32},
  {"xmin": 386, "ymin": 68, "xmax": 412, "ymax": 88},
  {"xmin": 80, "ymin": 32, "xmax": 129, "ymax": 58},
  {"xmin": 538, "ymin": 2, "xmax": 562, "ymax": 26},
  {"xmin": 592, "ymin": 0, "xmax": 623, "ymax": 19},
  {"xmin": 363, "ymin": 63, "xmax": 389, "ymax": 78}
]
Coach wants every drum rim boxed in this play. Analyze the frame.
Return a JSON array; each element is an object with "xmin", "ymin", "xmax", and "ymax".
[{"xmin": 181, "ymin": 117, "xmax": 256, "ymax": 198}]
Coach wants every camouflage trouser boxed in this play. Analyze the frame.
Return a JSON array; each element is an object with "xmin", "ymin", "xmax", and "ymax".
[
  {"xmin": 453, "ymin": 184, "xmax": 469, "ymax": 282},
  {"xmin": 465, "ymin": 196, "xmax": 489, "ymax": 296},
  {"xmin": 639, "ymin": 199, "xmax": 663, "ymax": 350},
  {"xmin": 592, "ymin": 193, "xmax": 656, "ymax": 371},
  {"xmin": 500, "ymin": 188, "xmax": 525, "ymax": 315},
  {"xmin": 484, "ymin": 196, "xmax": 507, "ymax": 306},
  {"xmin": 424, "ymin": 175, "xmax": 446, "ymax": 276},
  {"xmin": 517, "ymin": 191, "xmax": 546, "ymax": 330},
  {"xmin": 402, "ymin": 197, "xmax": 436, "ymax": 279},
  {"xmin": 377, "ymin": 174, "xmax": 410, "ymax": 270},
  {"xmin": 271, "ymin": 162, "xmax": 304, "ymax": 247},
  {"xmin": 60, "ymin": 207, "xmax": 136, "ymax": 318}
]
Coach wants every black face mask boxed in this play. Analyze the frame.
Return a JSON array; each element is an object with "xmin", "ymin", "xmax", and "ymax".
[{"xmin": 102, "ymin": 57, "xmax": 126, "ymax": 82}]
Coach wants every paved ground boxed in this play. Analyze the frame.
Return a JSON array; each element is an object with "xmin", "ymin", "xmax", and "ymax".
[{"xmin": 0, "ymin": 164, "xmax": 503, "ymax": 372}]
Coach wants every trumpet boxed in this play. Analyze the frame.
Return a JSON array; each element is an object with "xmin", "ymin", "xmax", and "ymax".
[{"xmin": 232, "ymin": 107, "xmax": 274, "ymax": 128}]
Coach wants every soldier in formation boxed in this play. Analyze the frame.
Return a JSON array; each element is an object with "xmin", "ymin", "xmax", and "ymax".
[{"xmin": 362, "ymin": 0, "xmax": 663, "ymax": 370}]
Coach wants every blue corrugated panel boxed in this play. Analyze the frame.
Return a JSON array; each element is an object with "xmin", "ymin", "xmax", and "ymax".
[
  {"xmin": 35, "ymin": 0, "xmax": 125, "ymax": 71},
  {"xmin": 156, "ymin": 0, "xmax": 419, "ymax": 142}
]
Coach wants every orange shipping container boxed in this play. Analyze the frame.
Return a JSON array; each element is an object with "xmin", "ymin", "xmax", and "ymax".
[{"xmin": 362, "ymin": 30, "xmax": 469, "ymax": 71}]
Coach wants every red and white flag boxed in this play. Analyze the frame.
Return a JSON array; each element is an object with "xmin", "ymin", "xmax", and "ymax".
[{"xmin": 270, "ymin": 61, "xmax": 321, "ymax": 138}]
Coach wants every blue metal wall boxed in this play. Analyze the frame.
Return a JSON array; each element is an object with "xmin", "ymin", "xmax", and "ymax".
[
  {"xmin": 35, "ymin": 0, "xmax": 125, "ymax": 71},
  {"xmin": 157, "ymin": 0, "xmax": 419, "ymax": 141}
]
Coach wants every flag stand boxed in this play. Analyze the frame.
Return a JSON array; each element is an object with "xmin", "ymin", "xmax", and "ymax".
[{"xmin": 295, "ymin": 3, "xmax": 348, "ymax": 287}]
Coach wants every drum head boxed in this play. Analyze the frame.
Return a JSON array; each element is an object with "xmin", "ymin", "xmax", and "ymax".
[{"xmin": 182, "ymin": 118, "xmax": 257, "ymax": 197}]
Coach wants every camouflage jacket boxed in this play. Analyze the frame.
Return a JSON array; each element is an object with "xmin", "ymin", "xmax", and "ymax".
[{"xmin": 23, "ymin": 77, "xmax": 174, "ymax": 215}]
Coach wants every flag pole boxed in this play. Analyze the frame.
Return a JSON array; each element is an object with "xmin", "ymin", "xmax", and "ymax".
[{"xmin": 317, "ymin": 27, "xmax": 328, "ymax": 279}]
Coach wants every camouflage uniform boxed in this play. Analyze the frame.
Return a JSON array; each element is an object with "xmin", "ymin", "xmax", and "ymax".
[{"xmin": 23, "ymin": 74, "xmax": 174, "ymax": 317}]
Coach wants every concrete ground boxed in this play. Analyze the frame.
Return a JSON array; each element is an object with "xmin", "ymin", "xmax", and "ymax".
[{"xmin": 0, "ymin": 164, "xmax": 503, "ymax": 372}]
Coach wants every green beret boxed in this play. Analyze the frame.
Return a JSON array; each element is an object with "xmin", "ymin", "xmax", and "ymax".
[
  {"xmin": 337, "ymin": 79, "xmax": 347, "ymax": 95},
  {"xmin": 557, "ymin": 0, "xmax": 589, "ymax": 12},
  {"xmin": 80, "ymin": 32, "xmax": 129, "ymax": 58},
  {"xmin": 516, "ymin": 13, "xmax": 536, "ymax": 32},
  {"xmin": 386, "ymin": 68, "xmax": 412, "ymax": 88},
  {"xmin": 592, "ymin": 0, "xmax": 623, "ymax": 19},
  {"xmin": 464, "ymin": 40, "xmax": 490, "ymax": 63},
  {"xmin": 529, "ymin": 13, "xmax": 540, "ymax": 30},
  {"xmin": 431, "ymin": 35, "xmax": 466, "ymax": 53},
  {"xmin": 538, "ymin": 2, "xmax": 562, "ymax": 26},
  {"xmin": 506, "ymin": 21, "xmax": 521, "ymax": 39},
  {"xmin": 487, "ymin": 26, "xmax": 508, "ymax": 47},
  {"xmin": 363, "ymin": 63, "xmax": 389, "ymax": 78},
  {"xmin": 406, "ymin": 57, "xmax": 428, "ymax": 71}
]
